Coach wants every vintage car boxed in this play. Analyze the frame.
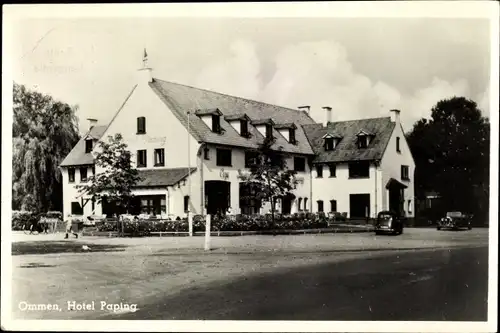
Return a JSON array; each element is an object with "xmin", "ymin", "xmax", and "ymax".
[
  {"xmin": 374, "ymin": 211, "xmax": 404, "ymax": 235},
  {"xmin": 437, "ymin": 212, "xmax": 472, "ymax": 230}
]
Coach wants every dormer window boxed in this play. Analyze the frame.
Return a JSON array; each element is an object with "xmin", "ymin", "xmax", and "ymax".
[
  {"xmin": 274, "ymin": 122, "xmax": 297, "ymax": 144},
  {"xmin": 322, "ymin": 134, "xmax": 342, "ymax": 151},
  {"xmin": 265, "ymin": 124, "xmax": 273, "ymax": 139},
  {"xmin": 212, "ymin": 114, "xmax": 221, "ymax": 133},
  {"xmin": 356, "ymin": 130, "xmax": 373, "ymax": 149},
  {"xmin": 85, "ymin": 139, "xmax": 93, "ymax": 153}
]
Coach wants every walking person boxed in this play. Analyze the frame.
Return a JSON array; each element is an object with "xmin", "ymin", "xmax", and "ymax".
[{"xmin": 64, "ymin": 214, "xmax": 79, "ymax": 239}]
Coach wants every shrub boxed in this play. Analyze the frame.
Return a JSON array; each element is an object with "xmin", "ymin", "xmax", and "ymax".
[{"xmin": 12, "ymin": 210, "xmax": 37, "ymax": 230}]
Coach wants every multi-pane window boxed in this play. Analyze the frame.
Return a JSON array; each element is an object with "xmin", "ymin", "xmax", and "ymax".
[
  {"xmin": 245, "ymin": 151, "xmax": 259, "ymax": 168},
  {"xmin": 349, "ymin": 161, "xmax": 370, "ymax": 178},
  {"xmin": 289, "ymin": 128, "xmax": 296, "ymax": 144},
  {"xmin": 216, "ymin": 148, "xmax": 232, "ymax": 167},
  {"xmin": 316, "ymin": 165, "xmax": 323, "ymax": 178},
  {"xmin": 401, "ymin": 165, "xmax": 410, "ymax": 180},
  {"xmin": 324, "ymin": 138, "xmax": 334, "ymax": 151},
  {"xmin": 71, "ymin": 202, "xmax": 83, "ymax": 215},
  {"xmin": 137, "ymin": 150, "xmax": 147, "ymax": 168},
  {"xmin": 80, "ymin": 167, "xmax": 88, "ymax": 182},
  {"xmin": 330, "ymin": 200, "xmax": 337, "ymax": 212},
  {"xmin": 317, "ymin": 200, "xmax": 324, "ymax": 212},
  {"xmin": 297, "ymin": 198, "xmax": 303, "ymax": 211},
  {"xmin": 212, "ymin": 115, "xmax": 221, "ymax": 133},
  {"xmin": 396, "ymin": 137, "xmax": 401, "ymax": 153},
  {"xmin": 68, "ymin": 168, "xmax": 75, "ymax": 183},
  {"xmin": 294, "ymin": 157, "xmax": 306, "ymax": 172},
  {"xmin": 85, "ymin": 139, "xmax": 93, "ymax": 153},
  {"xmin": 240, "ymin": 120, "xmax": 249, "ymax": 137},
  {"xmin": 329, "ymin": 164, "xmax": 336, "ymax": 177},
  {"xmin": 357, "ymin": 135, "xmax": 368, "ymax": 149},
  {"xmin": 184, "ymin": 196, "xmax": 190, "ymax": 213},
  {"xmin": 137, "ymin": 117, "xmax": 146, "ymax": 134},
  {"xmin": 154, "ymin": 148, "xmax": 165, "ymax": 166}
]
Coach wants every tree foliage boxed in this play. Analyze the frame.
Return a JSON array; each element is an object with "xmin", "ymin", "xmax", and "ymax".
[
  {"xmin": 12, "ymin": 82, "xmax": 80, "ymax": 212},
  {"xmin": 406, "ymin": 96, "xmax": 490, "ymax": 222},
  {"xmin": 238, "ymin": 137, "xmax": 298, "ymax": 223},
  {"xmin": 77, "ymin": 133, "xmax": 141, "ymax": 215}
]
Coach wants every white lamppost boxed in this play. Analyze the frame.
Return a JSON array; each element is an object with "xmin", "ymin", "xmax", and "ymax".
[{"xmin": 187, "ymin": 111, "xmax": 193, "ymax": 236}]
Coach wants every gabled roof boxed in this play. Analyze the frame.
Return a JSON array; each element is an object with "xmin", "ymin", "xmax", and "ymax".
[
  {"xmin": 149, "ymin": 78, "xmax": 316, "ymax": 155},
  {"xmin": 321, "ymin": 133, "xmax": 343, "ymax": 139},
  {"xmin": 356, "ymin": 129, "xmax": 374, "ymax": 136},
  {"xmin": 195, "ymin": 108, "xmax": 222, "ymax": 116},
  {"xmin": 303, "ymin": 117, "xmax": 396, "ymax": 163},
  {"xmin": 60, "ymin": 125, "xmax": 108, "ymax": 167},
  {"xmin": 135, "ymin": 167, "xmax": 196, "ymax": 187}
]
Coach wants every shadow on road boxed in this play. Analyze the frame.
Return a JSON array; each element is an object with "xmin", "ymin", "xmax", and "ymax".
[{"xmin": 12, "ymin": 241, "xmax": 127, "ymax": 256}]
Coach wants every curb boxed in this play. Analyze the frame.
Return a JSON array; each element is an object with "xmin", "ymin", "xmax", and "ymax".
[{"xmin": 81, "ymin": 226, "xmax": 374, "ymax": 237}]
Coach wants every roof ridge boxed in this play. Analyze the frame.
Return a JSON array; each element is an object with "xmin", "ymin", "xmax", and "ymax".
[{"xmin": 153, "ymin": 78, "xmax": 310, "ymax": 117}]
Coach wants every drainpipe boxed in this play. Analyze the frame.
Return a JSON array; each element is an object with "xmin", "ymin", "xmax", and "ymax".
[
  {"xmin": 309, "ymin": 157, "xmax": 313, "ymax": 212},
  {"xmin": 187, "ymin": 111, "xmax": 193, "ymax": 236},
  {"xmin": 200, "ymin": 143, "xmax": 205, "ymax": 214},
  {"xmin": 374, "ymin": 161, "xmax": 377, "ymax": 218}
]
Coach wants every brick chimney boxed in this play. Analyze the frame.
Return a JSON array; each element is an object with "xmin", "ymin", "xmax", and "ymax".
[
  {"xmin": 87, "ymin": 118, "xmax": 98, "ymax": 130},
  {"xmin": 390, "ymin": 109, "xmax": 401, "ymax": 123},
  {"xmin": 298, "ymin": 105, "xmax": 311, "ymax": 114},
  {"xmin": 322, "ymin": 106, "xmax": 332, "ymax": 126}
]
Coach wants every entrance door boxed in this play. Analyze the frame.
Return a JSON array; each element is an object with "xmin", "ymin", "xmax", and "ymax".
[
  {"xmin": 205, "ymin": 181, "xmax": 231, "ymax": 216},
  {"xmin": 281, "ymin": 197, "xmax": 292, "ymax": 215},
  {"xmin": 349, "ymin": 194, "xmax": 370, "ymax": 218}
]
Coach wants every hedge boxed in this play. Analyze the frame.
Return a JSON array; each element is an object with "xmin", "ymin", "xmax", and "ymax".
[
  {"xmin": 94, "ymin": 212, "xmax": 336, "ymax": 237},
  {"xmin": 12, "ymin": 210, "xmax": 63, "ymax": 231}
]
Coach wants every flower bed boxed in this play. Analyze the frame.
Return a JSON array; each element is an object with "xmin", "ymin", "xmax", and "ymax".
[{"xmin": 93, "ymin": 213, "xmax": 336, "ymax": 237}]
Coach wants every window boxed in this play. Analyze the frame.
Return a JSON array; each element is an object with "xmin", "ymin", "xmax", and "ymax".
[
  {"xmin": 240, "ymin": 120, "xmax": 249, "ymax": 137},
  {"xmin": 357, "ymin": 135, "xmax": 368, "ymax": 149},
  {"xmin": 330, "ymin": 200, "xmax": 337, "ymax": 212},
  {"xmin": 304, "ymin": 197, "xmax": 308, "ymax": 211},
  {"xmin": 80, "ymin": 167, "xmax": 88, "ymax": 182},
  {"xmin": 85, "ymin": 139, "xmax": 93, "ymax": 153},
  {"xmin": 137, "ymin": 150, "xmax": 147, "ymax": 168},
  {"xmin": 204, "ymin": 147, "xmax": 210, "ymax": 160},
  {"xmin": 245, "ymin": 151, "xmax": 259, "ymax": 168},
  {"xmin": 137, "ymin": 117, "xmax": 146, "ymax": 134},
  {"xmin": 68, "ymin": 168, "xmax": 75, "ymax": 183},
  {"xmin": 239, "ymin": 183, "xmax": 262, "ymax": 215},
  {"xmin": 297, "ymin": 198, "xmax": 303, "ymax": 211},
  {"xmin": 316, "ymin": 165, "xmax": 323, "ymax": 178},
  {"xmin": 401, "ymin": 165, "xmax": 410, "ymax": 180},
  {"xmin": 317, "ymin": 200, "xmax": 324, "ymax": 212},
  {"xmin": 184, "ymin": 195, "xmax": 190, "ymax": 213},
  {"xmin": 294, "ymin": 157, "xmax": 306, "ymax": 172},
  {"xmin": 139, "ymin": 195, "xmax": 165, "ymax": 215},
  {"xmin": 154, "ymin": 148, "xmax": 165, "ymax": 167},
  {"xmin": 71, "ymin": 202, "xmax": 83, "ymax": 215},
  {"xmin": 212, "ymin": 114, "xmax": 221, "ymax": 133},
  {"xmin": 324, "ymin": 138, "xmax": 334, "ymax": 151},
  {"xmin": 265, "ymin": 124, "xmax": 273, "ymax": 139},
  {"xmin": 349, "ymin": 161, "xmax": 370, "ymax": 178},
  {"xmin": 92, "ymin": 166, "xmax": 96, "ymax": 176},
  {"xmin": 408, "ymin": 200, "xmax": 412, "ymax": 214},
  {"xmin": 289, "ymin": 128, "xmax": 296, "ymax": 144},
  {"xmin": 216, "ymin": 148, "xmax": 232, "ymax": 166},
  {"xmin": 329, "ymin": 164, "xmax": 336, "ymax": 177},
  {"xmin": 396, "ymin": 137, "xmax": 401, "ymax": 153}
]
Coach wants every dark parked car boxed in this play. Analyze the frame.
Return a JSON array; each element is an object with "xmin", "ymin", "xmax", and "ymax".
[
  {"xmin": 374, "ymin": 211, "xmax": 404, "ymax": 235},
  {"xmin": 437, "ymin": 212, "xmax": 472, "ymax": 230}
]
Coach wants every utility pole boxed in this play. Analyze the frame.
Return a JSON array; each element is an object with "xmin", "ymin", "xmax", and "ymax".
[{"xmin": 187, "ymin": 111, "xmax": 193, "ymax": 236}]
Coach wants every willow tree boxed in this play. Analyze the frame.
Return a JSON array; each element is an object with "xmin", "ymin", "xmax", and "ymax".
[{"xmin": 12, "ymin": 82, "xmax": 80, "ymax": 212}]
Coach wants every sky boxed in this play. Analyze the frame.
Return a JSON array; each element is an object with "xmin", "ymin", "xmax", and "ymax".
[{"xmin": 10, "ymin": 15, "xmax": 492, "ymax": 134}]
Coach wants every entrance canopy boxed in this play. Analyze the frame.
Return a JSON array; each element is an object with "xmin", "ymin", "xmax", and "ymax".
[{"xmin": 386, "ymin": 178, "xmax": 408, "ymax": 189}]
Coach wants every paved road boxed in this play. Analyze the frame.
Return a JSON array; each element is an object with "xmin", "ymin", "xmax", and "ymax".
[
  {"xmin": 10, "ymin": 228, "xmax": 489, "ymax": 321},
  {"xmin": 110, "ymin": 246, "xmax": 488, "ymax": 321}
]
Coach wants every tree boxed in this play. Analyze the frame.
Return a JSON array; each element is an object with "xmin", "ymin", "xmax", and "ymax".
[
  {"xmin": 238, "ymin": 137, "xmax": 298, "ymax": 224},
  {"xmin": 406, "ymin": 96, "xmax": 490, "ymax": 223},
  {"xmin": 77, "ymin": 133, "xmax": 142, "ymax": 216},
  {"xmin": 12, "ymin": 82, "xmax": 80, "ymax": 212}
]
